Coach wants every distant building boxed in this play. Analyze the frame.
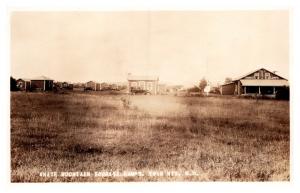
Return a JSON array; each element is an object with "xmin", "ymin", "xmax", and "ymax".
[
  {"xmin": 100, "ymin": 82, "xmax": 109, "ymax": 90},
  {"xmin": 85, "ymin": 81, "xmax": 101, "ymax": 91},
  {"xmin": 158, "ymin": 84, "xmax": 167, "ymax": 95},
  {"xmin": 166, "ymin": 85, "xmax": 184, "ymax": 95},
  {"xmin": 68, "ymin": 83, "xmax": 74, "ymax": 90},
  {"xmin": 61, "ymin": 82, "xmax": 69, "ymax": 89},
  {"xmin": 177, "ymin": 89, "xmax": 189, "ymax": 96},
  {"xmin": 221, "ymin": 68, "xmax": 288, "ymax": 97},
  {"xmin": 31, "ymin": 76, "xmax": 53, "ymax": 91},
  {"xmin": 55, "ymin": 81, "xmax": 73, "ymax": 90},
  {"xmin": 16, "ymin": 78, "xmax": 31, "ymax": 91},
  {"xmin": 73, "ymin": 82, "xmax": 85, "ymax": 91},
  {"xmin": 204, "ymin": 85, "xmax": 211, "ymax": 96},
  {"xmin": 127, "ymin": 74, "xmax": 159, "ymax": 95},
  {"xmin": 113, "ymin": 83, "xmax": 120, "ymax": 90},
  {"xmin": 112, "ymin": 82, "xmax": 128, "ymax": 91}
]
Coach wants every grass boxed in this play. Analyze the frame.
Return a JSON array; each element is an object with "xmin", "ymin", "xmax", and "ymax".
[{"xmin": 10, "ymin": 92, "xmax": 289, "ymax": 182}]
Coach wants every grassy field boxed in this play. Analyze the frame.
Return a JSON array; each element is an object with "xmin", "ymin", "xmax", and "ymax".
[{"xmin": 10, "ymin": 92, "xmax": 289, "ymax": 182}]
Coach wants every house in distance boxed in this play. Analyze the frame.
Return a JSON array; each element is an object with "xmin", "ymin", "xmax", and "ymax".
[
  {"xmin": 30, "ymin": 76, "xmax": 54, "ymax": 91},
  {"xmin": 127, "ymin": 73, "xmax": 159, "ymax": 95},
  {"xmin": 16, "ymin": 78, "xmax": 31, "ymax": 91},
  {"xmin": 85, "ymin": 81, "xmax": 101, "ymax": 91},
  {"xmin": 220, "ymin": 68, "xmax": 288, "ymax": 97}
]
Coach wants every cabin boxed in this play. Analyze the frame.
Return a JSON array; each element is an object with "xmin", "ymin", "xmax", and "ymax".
[
  {"xmin": 221, "ymin": 68, "xmax": 288, "ymax": 98},
  {"xmin": 31, "ymin": 76, "xmax": 53, "ymax": 91},
  {"xmin": 99, "ymin": 82, "xmax": 109, "ymax": 90},
  {"xmin": 73, "ymin": 83, "xmax": 85, "ymax": 91},
  {"xmin": 166, "ymin": 85, "xmax": 184, "ymax": 95},
  {"xmin": 158, "ymin": 84, "xmax": 167, "ymax": 95},
  {"xmin": 127, "ymin": 74, "xmax": 159, "ymax": 95},
  {"xmin": 85, "ymin": 81, "xmax": 101, "ymax": 91},
  {"xmin": 55, "ymin": 81, "xmax": 73, "ymax": 90},
  {"xmin": 16, "ymin": 78, "xmax": 31, "ymax": 91}
]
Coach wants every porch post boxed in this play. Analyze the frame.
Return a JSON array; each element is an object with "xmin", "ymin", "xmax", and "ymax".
[
  {"xmin": 258, "ymin": 86, "xmax": 261, "ymax": 95},
  {"xmin": 127, "ymin": 81, "xmax": 130, "ymax": 94},
  {"xmin": 237, "ymin": 81, "xmax": 241, "ymax": 95},
  {"xmin": 273, "ymin": 87, "xmax": 276, "ymax": 94},
  {"xmin": 44, "ymin": 80, "xmax": 46, "ymax": 91},
  {"xmin": 244, "ymin": 86, "xmax": 246, "ymax": 94}
]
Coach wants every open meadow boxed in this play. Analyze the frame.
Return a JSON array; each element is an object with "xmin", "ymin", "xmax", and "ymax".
[{"xmin": 10, "ymin": 92, "xmax": 289, "ymax": 182}]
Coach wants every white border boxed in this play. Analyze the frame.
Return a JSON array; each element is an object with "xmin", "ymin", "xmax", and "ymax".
[{"xmin": 1, "ymin": 0, "xmax": 299, "ymax": 193}]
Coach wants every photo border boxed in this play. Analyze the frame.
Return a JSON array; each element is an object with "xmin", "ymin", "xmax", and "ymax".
[{"xmin": 1, "ymin": 0, "xmax": 299, "ymax": 193}]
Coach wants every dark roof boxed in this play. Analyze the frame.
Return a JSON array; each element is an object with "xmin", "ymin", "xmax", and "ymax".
[
  {"xmin": 233, "ymin": 68, "xmax": 287, "ymax": 81},
  {"xmin": 221, "ymin": 82, "xmax": 236, "ymax": 86},
  {"xmin": 86, "ymin": 81, "xmax": 97, "ymax": 83}
]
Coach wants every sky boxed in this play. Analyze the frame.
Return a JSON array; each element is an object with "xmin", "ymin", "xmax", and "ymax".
[{"xmin": 11, "ymin": 11, "xmax": 289, "ymax": 86}]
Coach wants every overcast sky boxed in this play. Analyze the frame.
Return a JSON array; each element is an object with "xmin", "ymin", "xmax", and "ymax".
[{"xmin": 11, "ymin": 11, "xmax": 289, "ymax": 85}]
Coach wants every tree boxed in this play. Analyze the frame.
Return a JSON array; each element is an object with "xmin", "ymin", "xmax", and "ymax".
[
  {"xmin": 187, "ymin": 86, "xmax": 200, "ymax": 93},
  {"xmin": 199, "ymin": 78, "xmax": 207, "ymax": 92},
  {"xmin": 224, "ymin": 77, "xmax": 232, "ymax": 84},
  {"xmin": 10, "ymin": 76, "xmax": 18, "ymax": 91}
]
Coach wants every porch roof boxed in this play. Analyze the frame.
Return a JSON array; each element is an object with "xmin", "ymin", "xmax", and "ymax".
[{"xmin": 240, "ymin": 79, "xmax": 289, "ymax": 87}]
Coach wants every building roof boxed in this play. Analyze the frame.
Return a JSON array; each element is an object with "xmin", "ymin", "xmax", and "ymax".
[
  {"xmin": 127, "ymin": 75, "xmax": 159, "ymax": 81},
  {"xmin": 240, "ymin": 79, "xmax": 289, "ymax": 87},
  {"xmin": 17, "ymin": 78, "xmax": 31, "ymax": 82},
  {"xmin": 31, "ymin": 76, "xmax": 53, "ymax": 80},
  {"xmin": 233, "ymin": 68, "xmax": 287, "ymax": 81},
  {"xmin": 86, "ymin": 80, "xmax": 97, "ymax": 83},
  {"xmin": 221, "ymin": 81, "xmax": 236, "ymax": 86}
]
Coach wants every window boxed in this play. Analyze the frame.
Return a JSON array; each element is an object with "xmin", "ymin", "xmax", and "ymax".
[
  {"xmin": 254, "ymin": 73, "xmax": 259, "ymax": 79},
  {"xmin": 138, "ymin": 81, "xmax": 145, "ymax": 89},
  {"xmin": 265, "ymin": 73, "xmax": 270, "ymax": 79},
  {"xmin": 147, "ymin": 82, "xmax": 153, "ymax": 91},
  {"xmin": 131, "ymin": 82, "xmax": 137, "ymax": 88}
]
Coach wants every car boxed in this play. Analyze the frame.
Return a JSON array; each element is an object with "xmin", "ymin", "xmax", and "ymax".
[{"xmin": 130, "ymin": 88, "xmax": 151, "ymax": 95}]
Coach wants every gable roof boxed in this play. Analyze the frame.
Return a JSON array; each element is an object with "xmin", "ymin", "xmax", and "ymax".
[
  {"xmin": 31, "ymin": 75, "xmax": 53, "ymax": 80},
  {"xmin": 233, "ymin": 68, "xmax": 287, "ymax": 81},
  {"xmin": 128, "ymin": 75, "xmax": 159, "ymax": 81}
]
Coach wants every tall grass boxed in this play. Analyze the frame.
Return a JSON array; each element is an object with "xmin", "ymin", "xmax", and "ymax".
[{"xmin": 11, "ymin": 92, "xmax": 289, "ymax": 182}]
